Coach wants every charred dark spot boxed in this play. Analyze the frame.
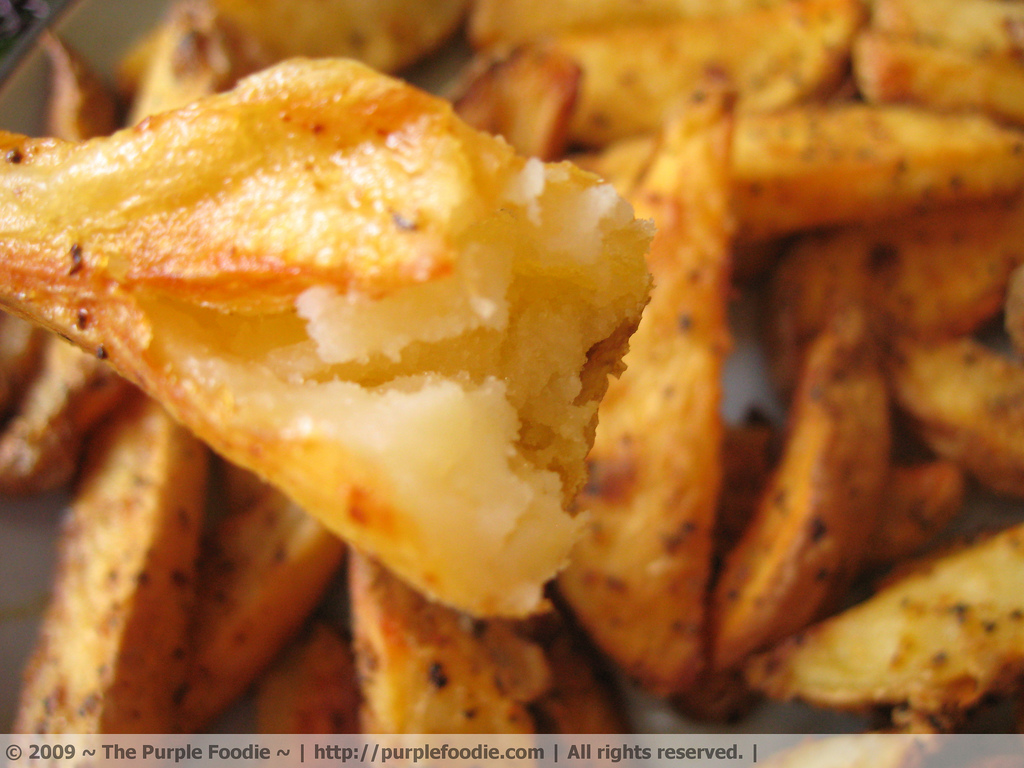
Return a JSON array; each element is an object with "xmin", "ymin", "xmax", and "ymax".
[
  {"xmin": 809, "ymin": 517, "xmax": 828, "ymax": 543},
  {"xmin": 662, "ymin": 520, "xmax": 698, "ymax": 554},
  {"xmin": 95, "ymin": 345, "xmax": 107, "ymax": 360},
  {"xmin": 949, "ymin": 603, "xmax": 969, "ymax": 622},
  {"xmin": 69, "ymin": 243, "xmax": 84, "ymax": 275},
  {"xmin": 78, "ymin": 693, "xmax": 100, "ymax": 717},
  {"xmin": 135, "ymin": 570, "xmax": 150, "ymax": 586},
  {"xmin": 868, "ymin": 242, "xmax": 898, "ymax": 272},
  {"xmin": 678, "ymin": 314, "xmax": 693, "ymax": 332},
  {"xmin": 583, "ymin": 451, "xmax": 637, "ymax": 504},
  {"xmin": 428, "ymin": 662, "xmax": 448, "ymax": 689},
  {"xmin": 312, "ymin": 123, "xmax": 324, "ymax": 134},
  {"xmin": 932, "ymin": 651, "xmax": 948, "ymax": 666},
  {"xmin": 170, "ymin": 570, "xmax": 190, "ymax": 588},
  {"xmin": 172, "ymin": 683, "xmax": 189, "ymax": 707},
  {"xmin": 5, "ymin": 147, "xmax": 23, "ymax": 164},
  {"xmin": 76, "ymin": 309, "xmax": 89, "ymax": 330},
  {"xmin": 982, "ymin": 620, "xmax": 998, "ymax": 633}
]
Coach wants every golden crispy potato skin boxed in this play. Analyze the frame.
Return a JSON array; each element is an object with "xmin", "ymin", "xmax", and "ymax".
[
  {"xmin": 747, "ymin": 523, "xmax": 1024, "ymax": 729},
  {"xmin": 350, "ymin": 554, "xmax": 549, "ymax": 734},
  {"xmin": 15, "ymin": 395, "xmax": 208, "ymax": 733},
  {"xmin": 713, "ymin": 307, "xmax": 890, "ymax": 669},
  {"xmin": 0, "ymin": 59, "xmax": 651, "ymax": 617},
  {"xmin": 558, "ymin": 94, "xmax": 733, "ymax": 696},
  {"xmin": 889, "ymin": 338, "xmax": 1024, "ymax": 498}
]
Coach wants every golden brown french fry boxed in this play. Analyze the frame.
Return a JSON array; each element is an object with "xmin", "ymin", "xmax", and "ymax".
[
  {"xmin": 734, "ymin": 104, "xmax": 1024, "ymax": 242},
  {"xmin": 175, "ymin": 489, "xmax": 346, "ymax": 732},
  {"xmin": 125, "ymin": 0, "xmax": 265, "ymax": 125},
  {"xmin": 0, "ymin": 312, "xmax": 45, "ymax": 421},
  {"xmin": 865, "ymin": 461, "xmax": 965, "ymax": 570},
  {"xmin": 1006, "ymin": 264, "xmax": 1024, "ymax": 358},
  {"xmin": 211, "ymin": 0, "xmax": 470, "ymax": 73},
  {"xmin": 452, "ymin": 46, "xmax": 581, "ymax": 161},
  {"xmin": 558, "ymin": 93, "xmax": 733, "ymax": 696},
  {"xmin": 15, "ymin": 394, "xmax": 208, "ymax": 733},
  {"xmin": 255, "ymin": 622, "xmax": 360, "ymax": 734},
  {"xmin": 768, "ymin": 194, "xmax": 1024, "ymax": 392},
  {"xmin": 468, "ymin": 0, "xmax": 787, "ymax": 49},
  {"xmin": 349, "ymin": 553, "xmax": 550, "ymax": 734},
  {"xmin": 855, "ymin": 31, "xmax": 1024, "ymax": 128},
  {"xmin": 712, "ymin": 307, "xmax": 890, "ymax": 670},
  {"xmin": 747, "ymin": 522, "xmax": 1024, "ymax": 729},
  {"xmin": 757, "ymin": 734, "xmax": 934, "ymax": 768},
  {"xmin": 42, "ymin": 33, "xmax": 119, "ymax": 141},
  {"xmin": 873, "ymin": 0, "xmax": 1024, "ymax": 59},
  {"xmin": 0, "ymin": 337, "xmax": 131, "ymax": 495},
  {"xmin": 888, "ymin": 338, "xmax": 1024, "ymax": 499},
  {"xmin": 525, "ymin": 615, "xmax": 629, "ymax": 734},
  {"xmin": 0, "ymin": 59, "xmax": 652, "ymax": 617},
  {"xmin": 551, "ymin": 0, "xmax": 863, "ymax": 146}
]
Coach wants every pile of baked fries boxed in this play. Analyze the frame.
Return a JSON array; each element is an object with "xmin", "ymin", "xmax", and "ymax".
[{"xmin": 3, "ymin": 0, "xmax": 1024, "ymax": 742}]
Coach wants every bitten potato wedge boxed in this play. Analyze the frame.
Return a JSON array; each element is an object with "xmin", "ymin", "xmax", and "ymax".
[
  {"xmin": 713, "ymin": 307, "xmax": 890, "ymax": 669},
  {"xmin": 125, "ymin": 0, "xmax": 265, "ymax": 125},
  {"xmin": 42, "ymin": 33, "xmax": 119, "ymax": 141},
  {"xmin": 14, "ymin": 394, "xmax": 208, "ymax": 733},
  {"xmin": 255, "ymin": 622, "xmax": 360, "ymax": 734},
  {"xmin": 176, "ymin": 489, "xmax": 345, "ymax": 732},
  {"xmin": 888, "ymin": 338, "xmax": 1024, "ymax": 498},
  {"xmin": 548, "ymin": 0, "xmax": 863, "ymax": 146},
  {"xmin": 558, "ymin": 94, "xmax": 733, "ymax": 695},
  {"xmin": 0, "ymin": 59, "xmax": 652, "ymax": 617},
  {"xmin": 210, "ymin": 0, "xmax": 470, "ymax": 73},
  {"xmin": 468, "ymin": 0, "xmax": 788, "ymax": 49},
  {"xmin": 747, "ymin": 522, "xmax": 1024, "ymax": 728},
  {"xmin": 855, "ymin": 32, "xmax": 1024, "ymax": 128},
  {"xmin": 865, "ymin": 461, "xmax": 966, "ymax": 570},
  {"xmin": 733, "ymin": 104, "xmax": 1024, "ymax": 242},
  {"xmin": 768, "ymin": 194, "xmax": 1024, "ymax": 392},
  {"xmin": 872, "ymin": 0, "xmax": 1024, "ymax": 59},
  {"xmin": 0, "ymin": 337, "xmax": 131, "ymax": 495},
  {"xmin": 349, "ymin": 553, "xmax": 550, "ymax": 734},
  {"xmin": 452, "ymin": 46, "xmax": 581, "ymax": 161}
]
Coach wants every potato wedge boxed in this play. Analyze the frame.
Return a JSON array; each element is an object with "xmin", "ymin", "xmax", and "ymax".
[
  {"xmin": 14, "ymin": 394, "xmax": 208, "ymax": 733},
  {"xmin": 255, "ymin": 622, "xmax": 360, "ymax": 734},
  {"xmin": 865, "ymin": 461, "xmax": 965, "ymax": 570},
  {"xmin": 349, "ymin": 553, "xmax": 550, "ymax": 734},
  {"xmin": 855, "ymin": 32, "xmax": 1024, "ymax": 128},
  {"xmin": 558, "ymin": 94, "xmax": 733, "ymax": 695},
  {"xmin": 550, "ymin": 0, "xmax": 863, "ymax": 146},
  {"xmin": 734, "ymin": 104, "xmax": 1024, "ymax": 242},
  {"xmin": 525, "ymin": 615, "xmax": 629, "ymax": 733},
  {"xmin": 0, "ymin": 311, "xmax": 45, "ymax": 421},
  {"xmin": 713, "ymin": 307, "xmax": 890, "ymax": 670},
  {"xmin": 1006, "ymin": 264, "xmax": 1024, "ymax": 359},
  {"xmin": 768, "ymin": 195, "xmax": 1024, "ymax": 392},
  {"xmin": 452, "ymin": 46, "xmax": 581, "ymax": 161},
  {"xmin": 888, "ymin": 338, "xmax": 1024, "ymax": 498},
  {"xmin": 125, "ymin": 0, "xmax": 265, "ymax": 125},
  {"xmin": 211, "ymin": 0, "xmax": 469, "ymax": 74},
  {"xmin": 0, "ymin": 337, "xmax": 132, "ymax": 495},
  {"xmin": 468, "ymin": 0, "xmax": 787, "ymax": 49},
  {"xmin": 873, "ymin": 0, "xmax": 1024, "ymax": 59},
  {"xmin": 0, "ymin": 59, "xmax": 652, "ymax": 617},
  {"xmin": 747, "ymin": 522, "xmax": 1024, "ymax": 727},
  {"xmin": 42, "ymin": 33, "xmax": 119, "ymax": 141},
  {"xmin": 175, "ymin": 488, "xmax": 345, "ymax": 732}
]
